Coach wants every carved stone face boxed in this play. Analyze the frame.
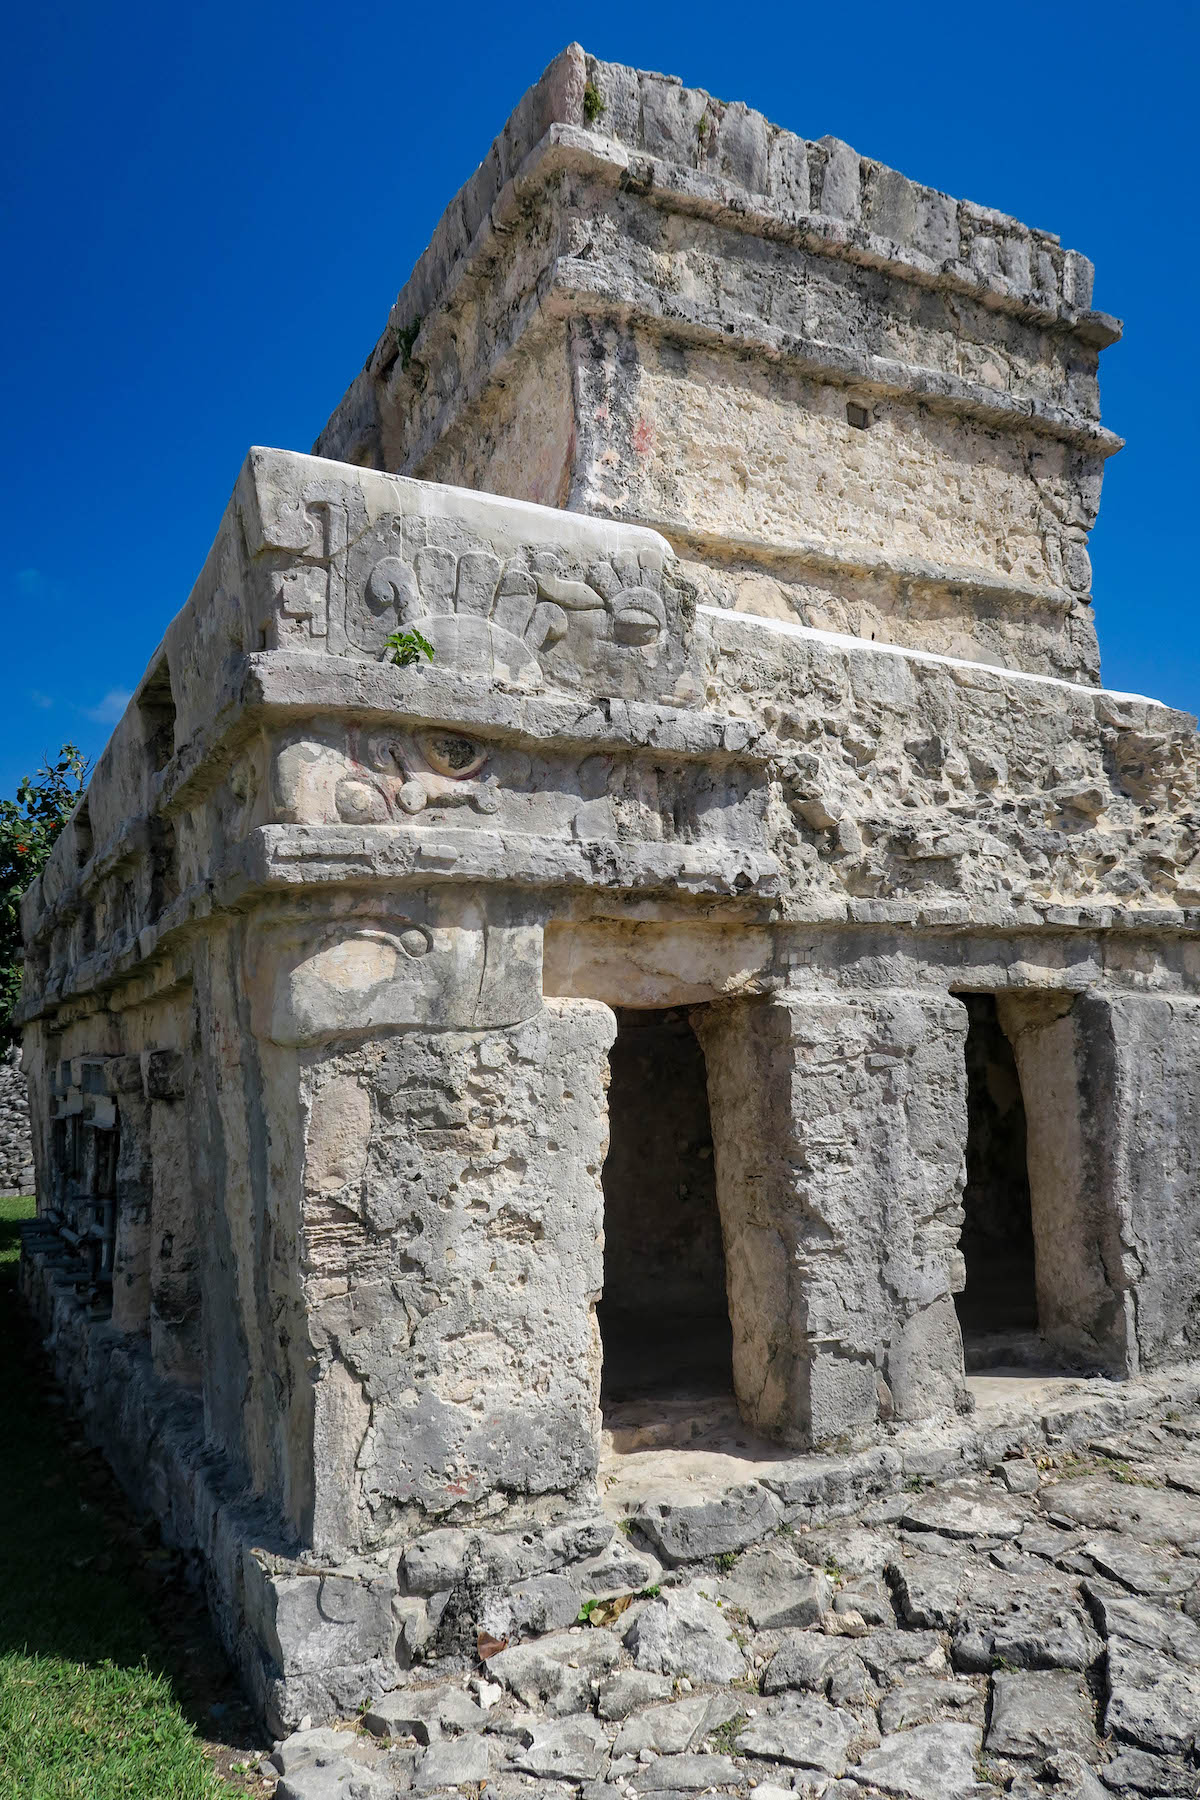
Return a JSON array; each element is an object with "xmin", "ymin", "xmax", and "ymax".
[
  {"xmin": 273, "ymin": 728, "xmax": 497, "ymax": 827},
  {"xmin": 245, "ymin": 898, "xmax": 543, "ymax": 1044}
]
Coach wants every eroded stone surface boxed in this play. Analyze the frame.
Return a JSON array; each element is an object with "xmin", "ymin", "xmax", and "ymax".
[
  {"xmin": 624, "ymin": 1589, "xmax": 747, "ymax": 1685},
  {"xmin": 985, "ymin": 1670, "xmax": 1097, "ymax": 1760},
  {"xmin": 849, "ymin": 1721, "xmax": 983, "ymax": 1799},
  {"xmin": 0, "ymin": 1048, "xmax": 33, "ymax": 1197},
  {"xmin": 736, "ymin": 1694, "xmax": 873, "ymax": 1775}
]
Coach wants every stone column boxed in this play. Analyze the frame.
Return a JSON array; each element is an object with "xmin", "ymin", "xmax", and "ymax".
[
  {"xmin": 240, "ymin": 889, "xmax": 574, "ymax": 1551},
  {"xmin": 695, "ymin": 986, "xmax": 969, "ymax": 1448},
  {"xmin": 1000, "ymin": 990, "xmax": 1200, "ymax": 1375},
  {"xmin": 299, "ymin": 998, "xmax": 615, "ymax": 1558}
]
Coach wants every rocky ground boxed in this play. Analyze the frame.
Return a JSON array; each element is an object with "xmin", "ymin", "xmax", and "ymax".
[{"xmin": 256, "ymin": 1408, "xmax": 1200, "ymax": 1800}]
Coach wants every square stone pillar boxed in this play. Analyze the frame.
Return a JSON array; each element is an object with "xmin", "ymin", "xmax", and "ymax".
[
  {"xmin": 298, "ymin": 997, "xmax": 615, "ymax": 1558},
  {"xmin": 1000, "ymin": 991, "xmax": 1200, "ymax": 1374},
  {"xmin": 695, "ymin": 987, "xmax": 969, "ymax": 1447}
]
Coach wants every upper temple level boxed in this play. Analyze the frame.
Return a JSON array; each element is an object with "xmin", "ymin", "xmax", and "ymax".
[{"xmin": 315, "ymin": 46, "xmax": 1123, "ymax": 686}]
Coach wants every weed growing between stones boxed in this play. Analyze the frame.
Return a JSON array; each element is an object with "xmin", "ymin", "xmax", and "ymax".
[
  {"xmin": 705, "ymin": 1711, "xmax": 748, "ymax": 1754},
  {"xmin": 392, "ymin": 315, "xmax": 422, "ymax": 371},
  {"xmin": 385, "ymin": 627, "xmax": 435, "ymax": 669},
  {"xmin": 1105, "ymin": 1458, "xmax": 1163, "ymax": 1488}
]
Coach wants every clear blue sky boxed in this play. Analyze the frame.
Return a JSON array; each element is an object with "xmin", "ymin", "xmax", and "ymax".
[{"xmin": 3, "ymin": 0, "xmax": 1196, "ymax": 796}]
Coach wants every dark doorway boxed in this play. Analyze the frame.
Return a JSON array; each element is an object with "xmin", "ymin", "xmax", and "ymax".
[
  {"xmin": 955, "ymin": 994, "xmax": 1039, "ymax": 1349},
  {"xmin": 598, "ymin": 1008, "xmax": 733, "ymax": 1410}
]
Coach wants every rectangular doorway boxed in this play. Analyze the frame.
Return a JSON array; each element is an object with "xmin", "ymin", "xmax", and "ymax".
[
  {"xmin": 955, "ymin": 993, "xmax": 1040, "ymax": 1364},
  {"xmin": 598, "ymin": 1007, "xmax": 734, "ymax": 1416}
]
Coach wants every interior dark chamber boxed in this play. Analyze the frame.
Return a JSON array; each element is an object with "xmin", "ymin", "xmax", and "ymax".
[
  {"xmin": 598, "ymin": 1007, "xmax": 733, "ymax": 1409},
  {"xmin": 955, "ymin": 993, "xmax": 1039, "ymax": 1343}
]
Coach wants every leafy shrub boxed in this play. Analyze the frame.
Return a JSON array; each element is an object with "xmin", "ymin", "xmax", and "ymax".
[{"xmin": 1, "ymin": 745, "xmax": 89, "ymax": 1040}]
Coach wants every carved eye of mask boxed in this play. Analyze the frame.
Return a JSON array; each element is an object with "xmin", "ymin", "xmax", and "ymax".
[{"xmin": 419, "ymin": 732, "xmax": 488, "ymax": 779}]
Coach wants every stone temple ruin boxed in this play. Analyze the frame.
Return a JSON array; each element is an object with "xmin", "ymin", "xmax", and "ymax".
[{"xmin": 17, "ymin": 46, "xmax": 1200, "ymax": 1734}]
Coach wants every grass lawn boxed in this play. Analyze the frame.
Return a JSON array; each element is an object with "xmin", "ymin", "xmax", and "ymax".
[{"xmin": 0, "ymin": 1195, "xmax": 269, "ymax": 1798}]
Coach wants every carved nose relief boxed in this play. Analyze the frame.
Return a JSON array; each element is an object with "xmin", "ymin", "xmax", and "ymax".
[{"xmin": 334, "ymin": 777, "xmax": 390, "ymax": 824}]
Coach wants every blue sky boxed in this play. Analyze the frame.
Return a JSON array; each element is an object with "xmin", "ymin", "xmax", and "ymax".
[{"xmin": 2, "ymin": 0, "xmax": 1196, "ymax": 797}]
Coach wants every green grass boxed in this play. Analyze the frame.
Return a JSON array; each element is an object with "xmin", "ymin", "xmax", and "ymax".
[
  {"xmin": 0, "ymin": 1195, "xmax": 239, "ymax": 1798},
  {"xmin": 0, "ymin": 1659, "xmax": 225, "ymax": 1799}
]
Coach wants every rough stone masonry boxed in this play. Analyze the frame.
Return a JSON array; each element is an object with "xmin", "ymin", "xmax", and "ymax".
[
  {"xmin": 16, "ymin": 44, "xmax": 1200, "ymax": 1784},
  {"xmin": 0, "ymin": 1047, "xmax": 35, "ymax": 1196}
]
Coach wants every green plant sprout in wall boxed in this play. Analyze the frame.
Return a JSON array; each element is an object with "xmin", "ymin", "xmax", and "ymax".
[
  {"xmin": 393, "ymin": 315, "xmax": 423, "ymax": 371},
  {"xmin": 385, "ymin": 627, "xmax": 435, "ymax": 669}
]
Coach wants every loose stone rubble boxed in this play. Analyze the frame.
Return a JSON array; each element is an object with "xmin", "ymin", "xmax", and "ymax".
[
  {"xmin": 14, "ymin": 46, "xmax": 1200, "ymax": 1770},
  {"xmin": 254, "ymin": 1403, "xmax": 1200, "ymax": 1799}
]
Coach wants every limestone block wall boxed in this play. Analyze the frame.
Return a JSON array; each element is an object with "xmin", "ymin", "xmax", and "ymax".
[
  {"xmin": 698, "ymin": 607, "xmax": 1200, "ymax": 923},
  {"xmin": 1001, "ymin": 992, "xmax": 1200, "ymax": 1375},
  {"xmin": 299, "ymin": 1000, "xmax": 613, "ymax": 1557},
  {"xmin": 1099, "ymin": 996, "xmax": 1200, "ymax": 1367}
]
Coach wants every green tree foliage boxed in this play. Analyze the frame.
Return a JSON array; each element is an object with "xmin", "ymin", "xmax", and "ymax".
[{"xmin": 0, "ymin": 745, "xmax": 89, "ymax": 1041}]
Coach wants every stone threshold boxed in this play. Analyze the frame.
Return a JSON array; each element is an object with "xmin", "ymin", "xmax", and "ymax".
[{"xmin": 599, "ymin": 1364, "xmax": 1200, "ymax": 1560}]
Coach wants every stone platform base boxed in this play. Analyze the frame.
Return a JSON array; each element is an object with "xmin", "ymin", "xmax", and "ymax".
[
  {"xmin": 262, "ymin": 1399, "xmax": 1200, "ymax": 1799},
  {"xmin": 20, "ymin": 1219, "xmax": 1200, "ymax": 1737}
]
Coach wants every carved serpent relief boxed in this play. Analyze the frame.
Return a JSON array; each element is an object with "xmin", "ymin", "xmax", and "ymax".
[{"xmin": 347, "ymin": 541, "xmax": 669, "ymax": 682}]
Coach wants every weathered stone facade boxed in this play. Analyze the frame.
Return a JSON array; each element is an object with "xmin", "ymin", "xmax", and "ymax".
[{"xmin": 17, "ymin": 48, "xmax": 1200, "ymax": 1739}]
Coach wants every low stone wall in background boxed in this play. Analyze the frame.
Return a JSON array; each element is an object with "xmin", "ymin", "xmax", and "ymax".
[{"xmin": 0, "ymin": 1049, "xmax": 34, "ymax": 1196}]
